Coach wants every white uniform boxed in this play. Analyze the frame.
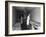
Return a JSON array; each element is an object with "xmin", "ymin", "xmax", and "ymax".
[{"xmin": 27, "ymin": 14, "xmax": 30, "ymax": 25}]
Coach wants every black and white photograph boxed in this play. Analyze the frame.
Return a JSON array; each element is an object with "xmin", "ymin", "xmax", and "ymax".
[
  {"xmin": 5, "ymin": 1, "xmax": 45, "ymax": 36},
  {"xmin": 12, "ymin": 7, "xmax": 40, "ymax": 30}
]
